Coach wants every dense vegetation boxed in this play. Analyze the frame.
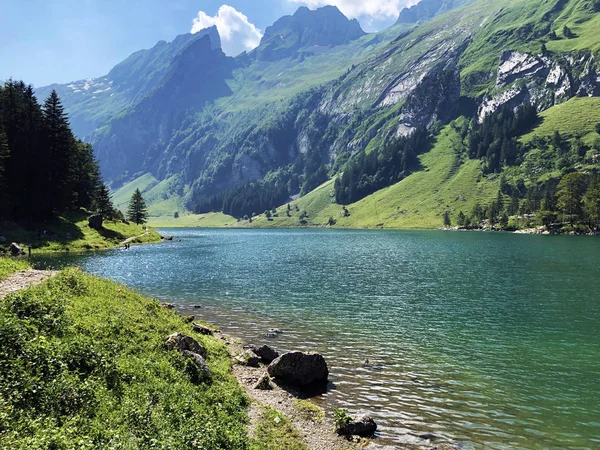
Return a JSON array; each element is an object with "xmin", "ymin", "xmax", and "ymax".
[
  {"xmin": 0, "ymin": 267, "xmax": 251, "ymax": 449},
  {"xmin": 334, "ymin": 127, "xmax": 429, "ymax": 204},
  {"xmin": 0, "ymin": 81, "xmax": 107, "ymax": 220}
]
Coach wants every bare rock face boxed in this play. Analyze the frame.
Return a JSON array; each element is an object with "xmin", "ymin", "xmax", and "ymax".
[
  {"xmin": 164, "ymin": 332, "xmax": 207, "ymax": 359},
  {"xmin": 478, "ymin": 50, "xmax": 600, "ymax": 121},
  {"xmin": 336, "ymin": 415, "xmax": 377, "ymax": 437},
  {"xmin": 267, "ymin": 351, "xmax": 328, "ymax": 386}
]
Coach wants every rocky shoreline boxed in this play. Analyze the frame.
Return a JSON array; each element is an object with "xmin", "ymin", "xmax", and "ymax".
[
  {"xmin": 172, "ymin": 305, "xmax": 463, "ymax": 450},
  {"xmin": 439, "ymin": 225, "xmax": 600, "ymax": 236}
]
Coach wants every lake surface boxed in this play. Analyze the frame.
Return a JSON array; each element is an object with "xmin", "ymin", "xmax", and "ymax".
[{"xmin": 34, "ymin": 229, "xmax": 600, "ymax": 449}]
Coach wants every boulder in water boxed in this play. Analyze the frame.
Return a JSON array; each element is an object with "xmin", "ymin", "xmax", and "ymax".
[
  {"xmin": 267, "ymin": 351, "xmax": 328, "ymax": 386},
  {"xmin": 336, "ymin": 415, "xmax": 377, "ymax": 437}
]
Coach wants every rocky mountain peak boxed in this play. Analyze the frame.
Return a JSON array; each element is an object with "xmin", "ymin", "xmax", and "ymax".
[{"xmin": 255, "ymin": 5, "xmax": 365, "ymax": 61}]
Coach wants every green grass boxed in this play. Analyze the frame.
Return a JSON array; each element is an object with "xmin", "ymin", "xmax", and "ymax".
[
  {"xmin": 250, "ymin": 406, "xmax": 307, "ymax": 450},
  {"xmin": 247, "ymin": 122, "xmax": 499, "ymax": 229},
  {"xmin": 521, "ymin": 97, "xmax": 600, "ymax": 145},
  {"xmin": 293, "ymin": 399, "xmax": 325, "ymax": 423},
  {"xmin": 0, "ymin": 257, "xmax": 31, "ymax": 281},
  {"xmin": 0, "ymin": 210, "xmax": 163, "ymax": 253},
  {"xmin": 0, "ymin": 267, "xmax": 251, "ymax": 449},
  {"xmin": 147, "ymin": 212, "xmax": 237, "ymax": 228}
]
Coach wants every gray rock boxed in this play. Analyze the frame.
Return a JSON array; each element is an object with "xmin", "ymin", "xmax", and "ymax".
[
  {"xmin": 252, "ymin": 345, "xmax": 280, "ymax": 364},
  {"xmin": 88, "ymin": 214, "xmax": 103, "ymax": 230},
  {"xmin": 192, "ymin": 322, "xmax": 213, "ymax": 335},
  {"xmin": 267, "ymin": 351, "xmax": 328, "ymax": 386},
  {"xmin": 244, "ymin": 350, "xmax": 260, "ymax": 367},
  {"xmin": 337, "ymin": 415, "xmax": 377, "ymax": 437},
  {"xmin": 0, "ymin": 236, "xmax": 6, "ymax": 244},
  {"xmin": 10, "ymin": 242, "xmax": 24, "ymax": 256},
  {"xmin": 182, "ymin": 350, "xmax": 211, "ymax": 380},
  {"xmin": 164, "ymin": 332, "xmax": 207, "ymax": 359},
  {"xmin": 253, "ymin": 374, "xmax": 273, "ymax": 390}
]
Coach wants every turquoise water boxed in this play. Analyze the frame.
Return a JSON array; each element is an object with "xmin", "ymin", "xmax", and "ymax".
[{"xmin": 34, "ymin": 229, "xmax": 600, "ymax": 449}]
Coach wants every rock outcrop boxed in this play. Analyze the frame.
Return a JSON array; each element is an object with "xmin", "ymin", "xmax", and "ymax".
[
  {"xmin": 250, "ymin": 344, "xmax": 280, "ymax": 364},
  {"xmin": 10, "ymin": 243, "xmax": 24, "ymax": 256},
  {"xmin": 164, "ymin": 332, "xmax": 207, "ymax": 359},
  {"xmin": 478, "ymin": 51, "xmax": 600, "ymax": 121},
  {"xmin": 267, "ymin": 351, "xmax": 328, "ymax": 386},
  {"xmin": 88, "ymin": 214, "xmax": 103, "ymax": 230}
]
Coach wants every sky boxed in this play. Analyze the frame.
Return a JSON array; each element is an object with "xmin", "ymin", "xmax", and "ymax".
[{"xmin": 0, "ymin": 0, "xmax": 418, "ymax": 87}]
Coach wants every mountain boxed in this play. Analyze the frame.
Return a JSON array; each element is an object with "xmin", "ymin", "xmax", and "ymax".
[
  {"xmin": 35, "ymin": 26, "xmax": 220, "ymax": 138},
  {"xmin": 36, "ymin": 1, "xmax": 600, "ymax": 229},
  {"xmin": 396, "ymin": 0, "xmax": 476, "ymax": 24},
  {"xmin": 254, "ymin": 5, "xmax": 365, "ymax": 61}
]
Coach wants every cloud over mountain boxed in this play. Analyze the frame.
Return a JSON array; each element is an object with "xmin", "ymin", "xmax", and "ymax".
[
  {"xmin": 286, "ymin": 0, "xmax": 419, "ymax": 21},
  {"xmin": 191, "ymin": 5, "xmax": 262, "ymax": 56}
]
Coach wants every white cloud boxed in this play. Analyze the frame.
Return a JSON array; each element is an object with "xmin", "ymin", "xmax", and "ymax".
[
  {"xmin": 287, "ymin": 0, "xmax": 420, "ymax": 21},
  {"xmin": 191, "ymin": 5, "xmax": 263, "ymax": 56}
]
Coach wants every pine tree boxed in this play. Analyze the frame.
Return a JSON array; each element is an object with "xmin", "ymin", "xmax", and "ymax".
[
  {"xmin": 127, "ymin": 188, "xmax": 148, "ymax": 225},
  {"xmin": 443, "ymin": 210, "xmax": 451, "ymax": 227},
  {"xmin": 0, "ymin": 125, "xmax": 10, "ymax": 217},
  {"xmin": 583, "ymin": 175, "xmax": 600, "ymax": 229},
  {"xmin": 457, "ymin": 211, "xmax": 466, "ymax": 226},
  {"xmin": 556, "ymin": 172, "xmax": 584, "ymax": 224},
  {"xmin": 94, "ymin": 183, "xmax": 115, "ymax": 219},
  {"xmin": 43, "ymin": 90, "xmax": 76, "ymax": 211}
]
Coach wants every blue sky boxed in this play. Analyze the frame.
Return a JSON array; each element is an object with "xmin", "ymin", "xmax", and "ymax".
[{"xmin": 0, "ymin": 0, "xmax": 412, "ymax": 87}]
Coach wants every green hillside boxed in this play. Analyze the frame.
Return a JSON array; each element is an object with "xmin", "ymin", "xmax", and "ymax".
[{"xmin": 247, "ymin": 121, "xmax": 499, "ymax": 229}]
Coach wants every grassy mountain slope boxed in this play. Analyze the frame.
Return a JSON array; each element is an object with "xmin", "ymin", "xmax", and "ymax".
[{"xmin": 248, "ymin": 121, "xmax": 498, "ymax": 229}]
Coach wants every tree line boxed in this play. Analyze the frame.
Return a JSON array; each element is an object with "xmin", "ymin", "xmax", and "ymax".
[
  {"xmin": 334, "ymin": 127, "xmax": 429, "ymax": 204},
  {"xmin": 0, "ymin": 79, "xmax": 150, "ymax": 226},
  {"xmin": 450, "ymin": 171, "xmax": 600, "ymax": 231},
  {"xmin": 0, "ymin": 81, "xmax": 104, "ymax": 220}
]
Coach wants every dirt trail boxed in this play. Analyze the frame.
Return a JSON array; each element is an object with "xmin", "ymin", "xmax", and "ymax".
[
  {"xmin": 121, "ymin": 231, "xmax": 150, "ymax": 245},
  {"xmin": 0, "ymin": 270, "xmax": 59, "ymax": 300}
]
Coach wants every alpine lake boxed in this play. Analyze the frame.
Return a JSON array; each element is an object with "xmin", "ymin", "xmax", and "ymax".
[{"xmin": 33, "ymin": 229, "xmax": 600, "ymax": 449}]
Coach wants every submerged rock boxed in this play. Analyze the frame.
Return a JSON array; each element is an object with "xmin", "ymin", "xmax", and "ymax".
[
  {"xmin": 267, "ymin": 351, "xmax": 328, "ymax": 387},
  {"xmin": 336, "ymin": 415, "xmax": 377, "ymax": 437}
]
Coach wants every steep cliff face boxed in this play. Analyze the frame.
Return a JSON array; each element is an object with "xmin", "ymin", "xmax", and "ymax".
[{"xmin": 478, "ymin": 50, "xmax": 600, "ymax": 121}]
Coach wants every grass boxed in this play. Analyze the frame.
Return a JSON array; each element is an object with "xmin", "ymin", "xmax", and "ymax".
[
  {"xmin": 247, "ymin": 122, "xmax": 499, "ymax": 229},
  {"xmin": 0, "ymin": 210, "xmax": 163, "ymax": 254},
  {"xmin": 0, "ymin": 267, "xmax": 251, "ymax": 449},
  {"xmin": 521, "ymin": 97, "xmax": 600, "ymax": 145},
  {"xmin": 0, "ymin": 257, "xmax": 31, "ymax": 281},
  {"xmin": 293, "ymin": 399, "xmax": 325, "ymax": 423},
  {"xmin": 250, "ymin": 406, "xmax": 307, "ymax": 450},
  {"xmin": 147, "ymin": 212, "xmax": 237, "ymax": 228}
]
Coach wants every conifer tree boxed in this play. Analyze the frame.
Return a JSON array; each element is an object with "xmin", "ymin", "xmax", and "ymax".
[
  {"xmin": 127, "ymin": 188, "xmax": 148, "ymax": 225},
  {"xmin": 583, "ymin": 175, "xmax": 600, "ymax": 229},
  {"xmin": 95, "ymin": 183, "xmax": 115, "ymax": 219},
  {"xmin": 0, "ymin": 125, "xmax": 10, "ymax": 217},
  {"xmin": 556, "ymin": 172, "xmax": 584, "ymax": 224},
  {"xmin": 43, "ymin": 90, "xmax": 76, "ymax": 211}
]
